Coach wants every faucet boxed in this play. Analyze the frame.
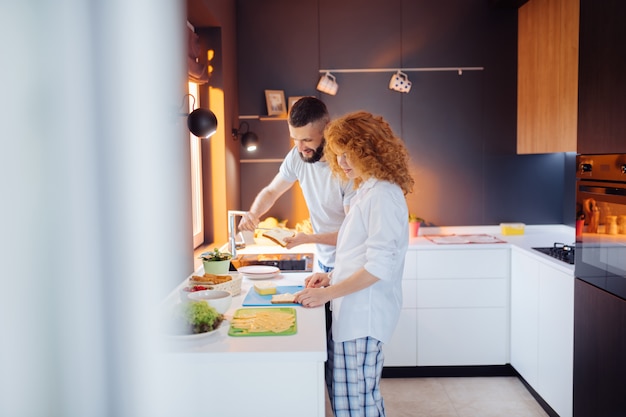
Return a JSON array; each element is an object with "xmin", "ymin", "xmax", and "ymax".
[{"xmin": 228, "ymin": 210, "xmax": 248, "ymax": 257}]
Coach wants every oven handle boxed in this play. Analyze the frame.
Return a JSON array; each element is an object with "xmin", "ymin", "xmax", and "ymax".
[
  {"xmin": 579, "ymin": 184, "xmax": 626, "ymax": 197},
  {"xmin": 578, "ymin": 181, "xmax": 626, "ymax": 206}
]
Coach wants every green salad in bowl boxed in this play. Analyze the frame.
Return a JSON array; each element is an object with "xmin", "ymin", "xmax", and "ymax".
[{"xmin": 164, "ymin": 301, "xmax": 224, "ymax": 336}]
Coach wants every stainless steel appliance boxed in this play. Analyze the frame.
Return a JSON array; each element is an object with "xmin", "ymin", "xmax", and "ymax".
[
  {"xmin": 573, "ymin": 154, "xmax": 626, "ymax": 417},
  {"xmin": 532, "ymin": 243, "xmax": 575, "ymax": 264},
  {"xmin": 575, "ymin": 154, "xmax": 626, "ymax": 299}
]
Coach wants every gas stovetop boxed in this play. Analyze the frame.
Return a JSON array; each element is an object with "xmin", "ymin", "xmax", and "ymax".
[{"xmin": 532, "ymin": 243, "xmax": 575, "ymax": 265}]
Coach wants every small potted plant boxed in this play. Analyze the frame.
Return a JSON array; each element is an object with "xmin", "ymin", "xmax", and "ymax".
[
  {"xmin": 408, "ymin": 214, "xmax": 424, "ymax": 238},
  {"xmin": 199, "ymin": 248, "xmax": 233, "ymax": 275}
]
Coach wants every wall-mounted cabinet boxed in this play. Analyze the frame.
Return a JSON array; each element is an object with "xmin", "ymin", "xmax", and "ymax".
[
  {"xmin": 517, "ymin": 0, "xmax": 579, "ymax": 154},
  {"xmin": 577, "ymin": 0, "xmax": 626, "ymax": 154}
]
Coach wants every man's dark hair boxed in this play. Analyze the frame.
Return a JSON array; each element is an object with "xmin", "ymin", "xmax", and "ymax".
[{"xmin": 288, "ymin": 97, "xmax": 330, "ymax": 128}]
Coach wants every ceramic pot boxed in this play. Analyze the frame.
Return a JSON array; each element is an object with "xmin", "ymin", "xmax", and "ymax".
[{"xmin": 203, "ymin": 259, "xmax": 231, "ymax": 275}]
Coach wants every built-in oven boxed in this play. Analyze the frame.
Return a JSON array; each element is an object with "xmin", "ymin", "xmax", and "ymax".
[
  {"xmin": 573, "ymin": 154, "xmax": 626, "ymax": 417},
  {"xmin": 575, "ymin": 154, "xmax": 626, "ymax": 299}
]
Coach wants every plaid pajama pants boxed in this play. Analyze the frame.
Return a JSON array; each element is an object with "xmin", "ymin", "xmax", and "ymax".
[{"xmin": 327, "ymin": 336, "xmax": 386, "ymax": 417}]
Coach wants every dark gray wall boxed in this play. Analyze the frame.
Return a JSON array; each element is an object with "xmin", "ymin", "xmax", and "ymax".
[{"xmin": 236, "ymin": 0, "xmax": 576, "ymax": 227}]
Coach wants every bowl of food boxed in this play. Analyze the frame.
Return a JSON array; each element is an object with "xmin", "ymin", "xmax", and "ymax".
[
  {"xmin": 188, "ymin": 290, "xmax": 232, "ymax": 314},
  {"xmin": 179, "ymin": 284, "xmax": 213, "ymax": 302},
  {"xmin": 163, "ymin": 301, "xmax": 224, "ymax": 338},
  {"xmin": 188, "ymin": 273, "xmax": 242, "ymax": 296}
]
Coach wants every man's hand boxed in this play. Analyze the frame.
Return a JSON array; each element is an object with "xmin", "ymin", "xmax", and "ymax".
[
  {"xmin": 283, "ymin": 232, "xmax": 311, "ymax": 249},
  {"xmin": 238, "ymin": 212, "xmax": 260, "ymax": 232}
]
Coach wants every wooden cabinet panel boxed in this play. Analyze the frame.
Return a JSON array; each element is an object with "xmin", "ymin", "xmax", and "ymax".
[
  {"xmin": 517, "ymin": 0, "xmax": 579, "ymax": 154},
  {"xmin": 577, "ymin": 0, "xmax": 626, "ymax": 154}
]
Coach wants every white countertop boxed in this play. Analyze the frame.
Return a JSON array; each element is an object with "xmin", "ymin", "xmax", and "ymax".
[
  {"xmin": 162, "ymin": 224, "xmax": 575, "ymax": 358},
  {"xmin": 410, "ymin": 224, "xmax": 575, "ymax": 274},
  {"xmin": 161, "ymin": 269, "xmax": 326, "ymax": 362}
]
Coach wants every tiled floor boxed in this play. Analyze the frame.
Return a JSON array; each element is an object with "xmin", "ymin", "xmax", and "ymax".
[{"xmin": 325, "ymin": 377, "xmax": 549, "ymax": 417}]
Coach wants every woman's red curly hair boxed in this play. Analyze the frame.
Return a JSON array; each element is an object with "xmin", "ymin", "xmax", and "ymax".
[{"xmin": 324, "ymin": 111, "xmax": 414, "ymax": 195}]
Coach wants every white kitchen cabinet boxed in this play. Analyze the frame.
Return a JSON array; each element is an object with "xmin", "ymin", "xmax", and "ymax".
[
  {"xmin": 510, "ymin": 249, "xmax": 574, "ymax": 417},
  {"xmin": 383, "ymin": 249, "xmax": 418, "ymax": 366},
  {"xmin": 415, "ymin": 248, "xmax": 510, "ymax": 366},
  {"xmin": 510, "ymin": 250, "xmax": 540, "ymax": 387},
  {"xmin": 536, "ymin": 262, "xmax": 573, "ymax": 417}
]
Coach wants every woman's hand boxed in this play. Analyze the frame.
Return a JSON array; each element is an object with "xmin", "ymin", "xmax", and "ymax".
[
  {"xmin": 295, "ymin": 287, "xmax": 331, "ymax": 308},
  {"xmin": 304, "ymin": 272, "xmax": 330, "ymax": 288}
]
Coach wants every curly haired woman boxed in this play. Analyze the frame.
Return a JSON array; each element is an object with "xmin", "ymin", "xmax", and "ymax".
[{"xmin": 295, "ymin": 111, "xmax": 414, "ymax": 417}]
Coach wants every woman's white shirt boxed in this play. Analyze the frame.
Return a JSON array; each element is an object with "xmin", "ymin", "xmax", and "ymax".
[{"xmin": 330, "ymin": 178, "xmax": 409, "ymax": 344}]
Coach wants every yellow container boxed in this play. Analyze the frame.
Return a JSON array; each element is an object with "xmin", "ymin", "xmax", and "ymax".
[{"xmin": 500, "ymin": 223, "xmax": 525, "ymax": 235}]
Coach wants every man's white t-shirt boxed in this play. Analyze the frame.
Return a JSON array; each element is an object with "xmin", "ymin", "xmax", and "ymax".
[
  {"xmin": 330, "ymin": 178, "xmax": 409, "ymax": 344},
  {"xmin": 279, "ymin": 147, "xmax": 355, "ymax": 268}
]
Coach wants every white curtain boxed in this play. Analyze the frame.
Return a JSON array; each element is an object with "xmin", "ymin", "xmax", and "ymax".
[{"xmin": 0, "ymin": 1, "xmax": 193, "ymax": 416}]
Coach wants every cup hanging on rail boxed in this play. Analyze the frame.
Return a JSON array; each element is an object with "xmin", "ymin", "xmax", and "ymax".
[
  {"xmin": 389, "ymin": 71, "xmax": 411, "ymax": 93},
  {"xmin": 316, "ymin": 72, "xmax": 338, "ymax": 95}
]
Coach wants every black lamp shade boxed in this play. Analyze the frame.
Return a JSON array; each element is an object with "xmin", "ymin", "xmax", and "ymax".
[
  {"xmin": 187, "ymin": 108, "xmax": 218, "ymax": 138},
  {"xmin": 241, "ymin": 131, "xmax": 259, "ymax": 151}
]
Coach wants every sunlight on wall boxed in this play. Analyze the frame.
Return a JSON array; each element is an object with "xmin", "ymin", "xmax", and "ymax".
[{"xmin": 209, "ymin": 86, "xmax": 228, "ymax": 244}]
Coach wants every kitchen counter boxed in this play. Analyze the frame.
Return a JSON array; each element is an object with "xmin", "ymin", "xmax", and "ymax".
[
  {"xmin": 159, "ymin": 267, "xmax": 326, "ymax": 417},
  {"xmin": 161, "ymin": 270, "xmax": 325, "ymax": 360},
  {"xmin": 411, "ymin": 224, "xmax": 575, "ymax": 275},
  {"xmin": 158, "ymin": 225, "xmax": 575, "ymax": 417}
]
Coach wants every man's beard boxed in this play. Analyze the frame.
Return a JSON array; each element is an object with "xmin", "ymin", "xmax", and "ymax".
[{"xmin": 299, "ymin": 141, "xmax": 325, "ymax": 163}]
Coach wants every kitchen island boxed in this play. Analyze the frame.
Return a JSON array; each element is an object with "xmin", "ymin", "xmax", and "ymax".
[{"xmin": 159, "ymin": 266, "xmax": 326, "ymax": 417}]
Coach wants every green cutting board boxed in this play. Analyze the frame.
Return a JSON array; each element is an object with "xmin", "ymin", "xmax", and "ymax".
[{"xmin": 228, "ymin": 307, "xmax": 297, "ymax": 337}]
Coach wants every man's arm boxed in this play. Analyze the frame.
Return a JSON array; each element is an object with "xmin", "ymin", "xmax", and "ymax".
[
  {"xmin": 283, "ymin": 231, "xmax": 338, "ymax": 249},
  {"xmin": 238, "ymin": 173, "xmax": 294, "ymax": 231}
]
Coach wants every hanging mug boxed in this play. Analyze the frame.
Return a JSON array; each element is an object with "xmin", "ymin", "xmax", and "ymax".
[
  {"xmin": 316, "ymin": 72, "xmax": 338, "ymax": 95},
  {"xmin": 389, "ymin": 71, "xmax": 411, "ymax": 93}
]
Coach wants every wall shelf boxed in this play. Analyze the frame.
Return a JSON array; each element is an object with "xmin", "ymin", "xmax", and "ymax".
[{"xmin": 239, "ymin": 115, "xmax": 287, "ymax": 121}]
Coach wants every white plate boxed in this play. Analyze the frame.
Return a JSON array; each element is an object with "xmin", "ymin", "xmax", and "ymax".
[
  {"xmin": 242, "ymin": 272, "xmax": 280, "ymax": 280},
  {"xmin": 238, "ymin": 265, "xmax": 280, "ymax": 275}
]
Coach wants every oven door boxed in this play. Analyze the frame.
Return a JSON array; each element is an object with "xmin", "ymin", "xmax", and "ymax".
[{"xmin": 575, "ymin": 179, "xmax": 626, "ymax": 300}]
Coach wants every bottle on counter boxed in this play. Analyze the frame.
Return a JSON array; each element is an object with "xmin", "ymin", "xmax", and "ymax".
[{"xmin": 606, "ymin": 215, "xmax": 618, "ymax": 235}]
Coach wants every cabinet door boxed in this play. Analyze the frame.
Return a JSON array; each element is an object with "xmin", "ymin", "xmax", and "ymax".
[
  {"xmin": 383, "ymin": 251, "xmax": 418, "ymax": 366},
  {"xmin": 416, "ymin": 248, "xmax": 510, "ymax": 366},
  {"xmin": 383, "ymin": 308, "xmax": 417, "ymax": 367},
  {"xmin": 510, "ymin": 250, "xmax": 540, "ymax": 387},
  {"xmin": 417, "ymin": 307, "xmax": 508, "ymax": 366},
  {"xmin": 577, "ymin": 0, "xmax": 626, "ymax": 154},
  {"xmin": 537, "ymin": 264, "xmax": 573, "ymax": 417},
  {"xmin": 517, "ymin": 0, "xmax": 579, "ymax": 154}
]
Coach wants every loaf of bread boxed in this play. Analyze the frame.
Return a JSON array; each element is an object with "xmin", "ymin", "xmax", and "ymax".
[
  {"xmin": 262, "ymin": 228, "xmax": 295, "ymax": 247},
  {"xmin": 271, "ymin": 293, "xmax": 297, "ymax": 304}
]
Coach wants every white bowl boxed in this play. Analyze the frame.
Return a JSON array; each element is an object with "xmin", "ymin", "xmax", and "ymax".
[
  {"xmin": 179, "ymin": 284, "xmax": 212, "ymax": 302},
  {"xmin": 188, "ymin": 290, "xmax": 232, "ymax": 314}
]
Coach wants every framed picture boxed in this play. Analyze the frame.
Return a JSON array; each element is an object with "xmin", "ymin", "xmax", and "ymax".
[
  {"xmin": 265, "ymin": 90, "xmax": 287, "ymax": 116},
  {"xmin": 288, "ymin": 96, "xmax": 305, "ymax": 113}
]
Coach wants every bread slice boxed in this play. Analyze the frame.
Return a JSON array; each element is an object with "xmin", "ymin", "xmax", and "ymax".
[
  {"xmin": 271, "ymin": 293, "xmax": 297, "ymax": 304},
  {"xmin": 262, "ymin": 227, "xmax": 295, "ymax": 247},
  {"xmin": 254, "ymin": 282, "xmax": 277, "ymax": 295}
]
